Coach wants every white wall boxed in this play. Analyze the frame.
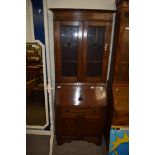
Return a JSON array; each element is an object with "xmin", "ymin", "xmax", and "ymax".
[
  {"xmin": 26, "ymin": 0, "xmax": 35, "ymax": 42},
  {"xmin": 47, "ymin": 0, "xmax": 116, "ymax": 10}
]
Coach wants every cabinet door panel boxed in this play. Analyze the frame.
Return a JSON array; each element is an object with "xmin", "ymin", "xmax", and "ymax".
[
  {"xmin": 83, "ymin": 115, "xmax": 102, "ymax": 138},
  {"xmin": 83, "ymin": 22, "xmax": 111, "ymax": 82},
  {"xmin": 54, "ymin": 21, "xmax": 83, "ymax": 82},
  {"xmin": 57, "ymin": 114, "xmax": 79, "ymax": 139}
]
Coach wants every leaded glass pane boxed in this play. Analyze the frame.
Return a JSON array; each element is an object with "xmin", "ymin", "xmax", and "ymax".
[
  {"xmin": 86, "ymin": 26, "xmax": 105, "ymax": 77},
  {"xmin": 60, "ymin": 25, "xmax": 79, "ymax": 77}
]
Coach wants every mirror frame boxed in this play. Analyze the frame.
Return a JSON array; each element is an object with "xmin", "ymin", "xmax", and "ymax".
[{"xmin": 26, "ymin": 40, "xmax": 50, "ymax": 130}]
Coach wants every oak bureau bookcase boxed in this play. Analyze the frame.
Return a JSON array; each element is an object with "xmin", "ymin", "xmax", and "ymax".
[{"xmin": 52, "ymin": 10, "xmax": 113, "ymax": 145}]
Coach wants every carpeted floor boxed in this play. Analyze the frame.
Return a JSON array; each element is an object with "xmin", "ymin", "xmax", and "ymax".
[
  {"xmin": 26, "ymin": 134, "xmax": 108, "ymax": 155},
  {"xmin": 52, "ymin": 140, "xmax": 108, "ymax": 155},
  {"xmin": 26, "ymin": 103, "xmax": 46, "ymax": 125},
  {"xmin": 26, "ymin": 134, "xmax": 51, "ymax": 155}
]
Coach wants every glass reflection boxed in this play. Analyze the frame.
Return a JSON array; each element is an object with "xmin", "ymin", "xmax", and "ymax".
[
  {"xmin": 26, "ymin": 42, "xmax": 46, "ymax": 126},
  {"xmin": 73, "ymin": 32, "xmax": 78, "ymax": 37},
  {"xmin": 74, "ymin": 86, "xmax": 81, "ymax": 105}
]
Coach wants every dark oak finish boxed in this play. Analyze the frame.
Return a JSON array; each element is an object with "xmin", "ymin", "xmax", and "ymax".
[
  {"xmin": 113, "ymin": 1, "xmax": 129, "ymax": 84},
  {"xmin": 55, "ymin": 84, "xmax": 107, "ymax": 145},
  {"xmin": 54, "ymin": 21, "xmax": 83, "ymax": 82},
  {"xmin": 54, "ymin": 10, "xmax": 112, "ymax": 83},
  {"xmin": 53, "ymin": 10, "xmax": 113, "ymax": 147},
  {"xmin": 104, "ymin": 0, "xmax": 129, "ymax": 150},
  {"xmin": 111, "ymin": 1, "xmax": 129, "ymax": 127},
  {"xmin": 112, "ymin": 85, "xmax": 129, "ymax": 126},
  {"xmin": 83, "ymin": 21, "xmax": 111, "ymax": 82},
  {"xmin": 57, "ymin": 113, "xmax": 80, "ymax": 140},
  {"xmin": 53, "ymin": 10, "xmax": 113, "ymax": 22},
  {"xmin": 83, "ymin": 114, "xmax": 104, "ymax": 144},
  {"xmin": 116, "ymin": 0, "xmax": 129, "ymax": 10},
  {"xmin": 55, "ymin": 84, "xmax": 107, "ymax": 107}
]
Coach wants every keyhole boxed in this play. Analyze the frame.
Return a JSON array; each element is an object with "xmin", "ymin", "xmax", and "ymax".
[{"xmin": 78, "ymin": 95, "xmax": 83, "ymax": 101}]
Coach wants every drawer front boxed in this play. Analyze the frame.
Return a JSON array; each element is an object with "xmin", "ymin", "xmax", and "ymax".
[{"xmin": 57, "ymin": 107, "xmax": 104, "ymax": 115}]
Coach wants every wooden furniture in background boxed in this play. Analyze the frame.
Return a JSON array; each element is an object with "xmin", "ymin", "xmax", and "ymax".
[
  {"xmin": 113, "ymin": 0, "xmax": 129, "ymax": 84},
  {"xmin": 102, "ymin": 1, "xmax": 129, "ymax": 149},
  {"xmin": 26, "ymin": 66, "xmax": 39, "ymax": 97},
  {"xmin": 112, "ymin": 85, "xmax": 129, "ymax": 126},
  {"xmin": 112, "ymin": 0, "xmax": 129, "ymax": 126},
  {"xmin": 55, "ymin": 83, "xmax": 107, "ymax": 145}
]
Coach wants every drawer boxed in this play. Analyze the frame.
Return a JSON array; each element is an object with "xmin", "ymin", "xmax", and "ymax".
[{"xmin": 57, "ymin": 107, "xmax": 103, "ymax": 115}]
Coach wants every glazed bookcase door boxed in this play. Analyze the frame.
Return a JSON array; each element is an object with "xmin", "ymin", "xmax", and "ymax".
[
  {"xmin": 82, "ymin": 22, "xmax": 111, "ymax": 82},
  {"xmin": 54, "ymin": 21, "xmax": 83, "ymax": 82}
]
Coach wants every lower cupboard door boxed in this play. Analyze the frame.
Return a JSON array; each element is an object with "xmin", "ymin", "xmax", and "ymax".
[
  {"xmin": 83, "ymin": 115, "xmax": 102, "ymax": 144},
  {"xmin": 58, "ymin": 114, "xmax": 80, "ymax": 140}
]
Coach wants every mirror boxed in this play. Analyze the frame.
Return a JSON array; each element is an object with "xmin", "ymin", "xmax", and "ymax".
[{"xmin": 26, "ymin": 41, "xmax": 49, "ymax": 129}]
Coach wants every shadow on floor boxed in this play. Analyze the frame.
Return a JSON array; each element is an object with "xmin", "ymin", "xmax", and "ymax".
[{"xmin": 52, "ymin": 140, "xmax": 108, "ymax": 155}]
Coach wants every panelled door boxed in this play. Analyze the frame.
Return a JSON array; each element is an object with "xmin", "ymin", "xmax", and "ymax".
[{"xmin": 57, "ymin": 114, "xmax": 80, "ymax": 141}]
